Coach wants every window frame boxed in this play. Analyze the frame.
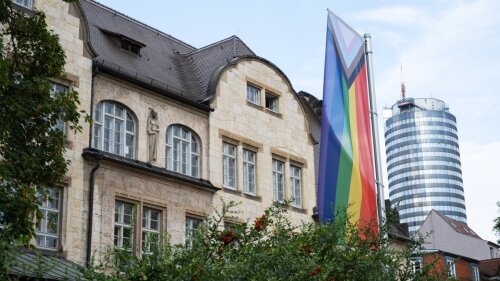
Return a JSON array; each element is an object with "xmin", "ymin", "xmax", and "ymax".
[
  {"xmin": 246, "ymin": 83, "xmax": 261, "ymax": 105},
  {"xmin": 185, "ymin": 216, "xmax": 203, "ymax": 248},
  {"xmin": 165, "ymin": 125, "xmax": 200, "ymax": 178},
  {"xmin": 265, "ymin": 92, "xmax": 279, "ymax": 113},
  {"xmin": 49, "ymin": 82, "xmax": 69, "ymax": 135},
  {"xmin": 93, "ymin": 101, "xmax": 137, "ymax": 159},
  {"xmin": 141, "ymin": 206, "xmax": 161, "ymax": 255},
  {"xmin": 35, "ymin": 187, "xmax": 62, "ymax": 251},
  {"xmin": 272, "ymin": 159, "xmax": 285, "ymax": 202},
  {"xmin": 446, "ymin": 259, "xmax": 456, "ymax": 277},
  {"xmin": 472, "ymin": 266, "xmax": 480, "ymax": 281},
  {"xmin": 410, "ymin": 257, "xmax": 423, "ymax": 274},
  {"xmin": 242, "ymin": 148, "xmax": 257, "ymax": 195},
  {"xmin": 222, "ymin": 142, "xmax": 237, "ymax": 190},
  {"xmin": 290, "ymin": 165, "xmax": 302, "ymax": 208},
  {"xmin": 114, "ymin": 200, "xmax": 136, "ymax": 251},
  {"xmin": 13, "ymin": 0, "xmax": 33, "ymax": 9}
]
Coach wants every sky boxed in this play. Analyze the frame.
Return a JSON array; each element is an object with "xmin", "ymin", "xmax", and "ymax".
[{"xmin": 96, "ymin": 0, "xmax": 500, "ymax": 242}]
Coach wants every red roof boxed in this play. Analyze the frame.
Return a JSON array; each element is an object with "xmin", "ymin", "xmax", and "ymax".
[{"xmin": 432, "ymin": 210, "xmax": 482, "ymax": 239}]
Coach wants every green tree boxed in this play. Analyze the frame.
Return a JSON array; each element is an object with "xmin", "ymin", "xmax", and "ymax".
[
  {"xmin": 0, "ymin": 0, "xmax": 84, "ymax": 274},
  {"xmin": 83, "ymin": 201, "xmax": 452, "ymax": 281}
]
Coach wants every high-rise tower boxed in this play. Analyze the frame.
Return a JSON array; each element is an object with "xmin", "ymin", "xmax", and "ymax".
[{"xmin": 384, "ymin": 97, "xmax": 467, "ymax": 234}]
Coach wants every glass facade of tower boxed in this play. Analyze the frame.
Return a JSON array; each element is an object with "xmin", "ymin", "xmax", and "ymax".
[{"xmin": 385, "ymin": 98, "xmax": 467, "ymax": 234}]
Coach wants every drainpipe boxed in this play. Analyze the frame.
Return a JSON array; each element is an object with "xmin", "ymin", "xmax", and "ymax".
[
  {"xmin": 86, "ymin": 151, "xmax": 101, "ymax": 267},
  {"xmin": 86, "ymin": 63, "xmax": 100, "ymax": 267}
]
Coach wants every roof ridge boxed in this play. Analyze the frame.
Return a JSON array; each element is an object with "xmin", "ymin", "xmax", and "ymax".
[
  {"xmin": 186, "ymin": 35, "xmax": 238, "ymax": 56},
  {"xmin": 85, "ymin": 0, "xmax": 197, "ymax": 50}
]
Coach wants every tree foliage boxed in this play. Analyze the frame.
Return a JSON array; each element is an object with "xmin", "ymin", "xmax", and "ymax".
[
  {"xmin": 0, "ymin": 0, "xmax": 83, "ymax": 245},
  {"xmin": 83, "ymin": 201, "xmax": 452, "ymax": 281}
]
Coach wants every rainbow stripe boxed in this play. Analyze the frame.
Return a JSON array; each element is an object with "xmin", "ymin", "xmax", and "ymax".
[{"xmin": 318, "ymin": 11, "xmax": 377, "ymax": 227}]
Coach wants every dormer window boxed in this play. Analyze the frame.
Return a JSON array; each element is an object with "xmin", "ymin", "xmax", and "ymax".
[
  {"xmin": 99, "ymin": 28, "xmax": 145, "ymax": 56},
  {"xmin": 121, "ymin": 38, "xmax": 142, "ymax": 55}
]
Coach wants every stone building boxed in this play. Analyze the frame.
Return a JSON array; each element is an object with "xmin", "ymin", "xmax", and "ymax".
[{"xmin": 13, "ymin": 0, "xmax": 318, "ymax": 266}]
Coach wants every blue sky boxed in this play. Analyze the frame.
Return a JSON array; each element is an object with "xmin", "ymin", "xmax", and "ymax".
[{"xmin": 97, "ymin": 0, "xmax": 500, "ymax": 241}]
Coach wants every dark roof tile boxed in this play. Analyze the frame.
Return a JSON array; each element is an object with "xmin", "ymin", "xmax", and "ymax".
[{"xmin": 81, "ymin": 0, "xmax": 254, "ymax": 103}]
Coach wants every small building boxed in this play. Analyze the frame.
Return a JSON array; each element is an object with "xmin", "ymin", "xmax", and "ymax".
[
  {"xmin": 417, "ymin": 210, "xmax": 500, "ymax": 261},
  {"xmin": 411, "ymin": 249, "xmax": 481, "ymax": 281}
]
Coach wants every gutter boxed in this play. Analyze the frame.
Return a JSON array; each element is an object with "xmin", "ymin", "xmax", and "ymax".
[{"xmin": 85, "ymin": 149, "xmax": 102, "ymax": 267}]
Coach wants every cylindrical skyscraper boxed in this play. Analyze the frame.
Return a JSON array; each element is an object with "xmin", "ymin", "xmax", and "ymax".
[{"xmin": 385, "ymin": 97, "xmax": 466, "ymax": 234}]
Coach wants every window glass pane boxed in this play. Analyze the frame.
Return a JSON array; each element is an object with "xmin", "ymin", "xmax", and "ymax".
[
  {"xmin": 247, "ymin": 84, "xmax": 260, "ymax": 104},
  {"xmin": 114, "ymin": 105, "xmax": 123, "ymax": 117},
  {"xmin": 126, "ymin": 114, "xmax": 134, "ymax": 132},
  {"xmin": 166, "ymin": 125, "xmax": 200, "ymax": 178},
  {"xmin": 105, "ymin": 102, "xmax": 113, "ymax": 114},
  {"xmin": 35, "ymin": 187, "xmax": 61, "ymax": 250}
]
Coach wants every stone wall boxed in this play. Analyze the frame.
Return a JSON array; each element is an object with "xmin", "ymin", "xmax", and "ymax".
[
  {"xmin": 209, "ymin": 59, "xmax": 317, "ymax": 224},
  {"xmin": 34, "ymin": 0, "xmax": 93, "ymax": 264}
]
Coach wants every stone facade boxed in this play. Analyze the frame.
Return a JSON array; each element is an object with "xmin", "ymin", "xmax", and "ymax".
[
  {"xmin": 209, "ymin": 59, "xmax": 316, "ymax": 224},
  {"xmin": 29, "ymin": 0, "xmax": 318, "ymax": 266},
  {"xmin": 31, "ymin": 0, "xmax": 93, "ymax": 264}
]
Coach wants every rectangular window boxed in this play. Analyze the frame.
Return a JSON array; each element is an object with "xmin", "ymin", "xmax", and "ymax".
[
  {"xmin": 265, "ymin": 92, "xmax": 279, "ymax": 112},
  {"xmin": 36, "ymin": 187, "xmax": 61, "ymax": 250},
  {"xmin": 13, "ymin": 0, "xmax": 33, "ymax": 9},
  {"xmin": 243, "ymin": 149, "xmax": 256, "ymax": 194},
  {"xmin": 114, "ymin": 201, "xmax": 135, "ymax": 250},
  {"xmin": 410, "ymin": 258, "xmax": 422, "ymax": 273},
  {"xmin": 247, "ymin": 84, "xmax": 261, "ymax": 105},
  {"xmin": 185, "ymin": 217, "xmax": 202, "ymax": 248},
  {"xmin": 222, "ymin": 142, "xmax": 237, "ymax": 189},
  {"xmin": 49, "ymin": 82, "xmax": 69, "ymax": 134},
  {"xmin": 290, "ymin": 165, "xmax": 302, "ymax": 207},
  {"xmin": 472, "ymin": 266, "xmax": 480, "ymax": 281},
  {"xmin": 272, "ymin": 159, "xmax": 284, "ymax": 202},
  {"xmin": 446, "ymin": 260, "xmax": 456, "ymax": 277},
  {"xmin": 142, "ymin": 207, "xmax": 161, "ymax": 254}
]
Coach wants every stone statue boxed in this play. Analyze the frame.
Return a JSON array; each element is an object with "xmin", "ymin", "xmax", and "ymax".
[{"xmin": 147, "ymin": 109, "xmax": 160, "ymax": 163}]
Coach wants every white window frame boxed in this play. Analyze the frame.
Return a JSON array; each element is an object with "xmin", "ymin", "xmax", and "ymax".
[
  {"xmin": 446, "ymin": 259, "xmax": 456, "ymax": 277},
  {"xmin": 165, "ymin": 125, "xmax": 200, "ymax": 178},
  {"xmin": 35, "ymin": 187, "xmax": 61, "ymax": 251},
  {"xmin": 114, "ymin": 201, "xmax": 135, "ymax": 250},
  {"xmin": 141, "ymin": 207, "xmax": 161, "ymax": 255},
  {"xmin": 243, "ymin": 149, "xmax": 256, "ymax": 194},
  {"xmin": 13, "ymin": 0, "xmax": 33, "ymax": 9},
  {"xmin": 265, "ymin": 92, "xmax": 279, "ymax": 113},
  {"xmin": 472, "ymin": 266, "xmax": 480, "ymax": 281},
  {"xmin": 247, "ymin": 84, "xmax": 261, "ymax": 105},
  {"xmin": 410, "ymin": 258, "xmax": 422, "ymax": 274},
  {"xmin": 222, "ymin": 142, "xmax": 237, "ymax": 189},
  {"xmin": 290, "ymin": 165, "xmax": 302, "ymax": 208},
  {"xmin": 272, "ymin": 159, "xmax": 285, "ymax": 202},
  {"xmin": 93, "ymin": 101, "xmax": 136, "ymax": 158},
  {"xmin": 185, "ymin": 216, "xmax": 202, "ymax": 248},
  {"xmin": 49, "ymin": 82, "xmax": 68, "ymax": 135}
]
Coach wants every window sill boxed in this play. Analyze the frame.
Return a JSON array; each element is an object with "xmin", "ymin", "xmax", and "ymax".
[
  {"xmin": 243, "ymin": 192, "xmax": 262, "ymax": 202},
  {"xmin": 265, "ymin": 109, "xmax": 282, "ymax": 118},
  {"xmin": 287, "ymin": 205, "xmax": 307, "ymax": 214},
  {"xmin": 246, "ymin": 101, "xmax": 264, "ymax": 111},
  {"xmin": 11, "ymin": 3, "xmax": 35, "ymax": 16},
  {"xmin": 222, "ymin": 186, "xmax": 241, "ymax": 195}
]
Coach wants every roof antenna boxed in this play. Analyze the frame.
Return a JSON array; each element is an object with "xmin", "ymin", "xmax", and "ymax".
[{"xmin": 400, "ymin": 63, "xmax": 406, "ymax": 99}]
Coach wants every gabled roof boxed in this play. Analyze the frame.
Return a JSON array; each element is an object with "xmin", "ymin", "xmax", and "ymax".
[
  {"xmin": 80, "ymin": 0, "xmax": 254, "ymax": 104},
  {"xmin": 426, "ymin": 209, "xmax": 482, "ymax": 239}
]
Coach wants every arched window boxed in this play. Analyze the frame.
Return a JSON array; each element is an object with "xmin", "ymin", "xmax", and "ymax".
[
  {"xmin": 93, "ymin": 101, "xmax": 136, "ymax": 158},
  {"xmin": 165, "ymin": 125, "xmax": 199, "ymax": 177}
]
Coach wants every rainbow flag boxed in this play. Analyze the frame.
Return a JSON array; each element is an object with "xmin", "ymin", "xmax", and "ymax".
[{"xmin": 318, "ymin": 11, "xmax": 378, "ymax": 227}]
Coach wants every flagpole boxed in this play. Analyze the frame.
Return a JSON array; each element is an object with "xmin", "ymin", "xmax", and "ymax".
[{"xmin": 363, "ymin": 33, "xmax": 386, "ymax": 225}]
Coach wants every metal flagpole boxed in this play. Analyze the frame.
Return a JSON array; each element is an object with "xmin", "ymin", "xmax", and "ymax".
[{"xmin": 363, "ymin": 33, "xmax": 386, "ymax": 225}]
